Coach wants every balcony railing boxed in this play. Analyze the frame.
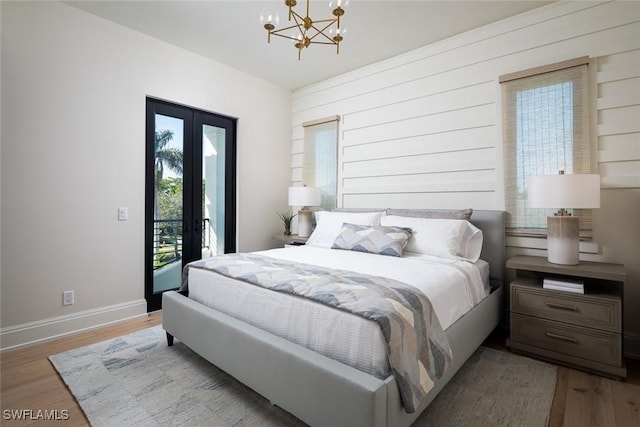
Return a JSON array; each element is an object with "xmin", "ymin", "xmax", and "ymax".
[{"xmin": 153, "ymin": 218, "xmax": 210, "ymax": 270}]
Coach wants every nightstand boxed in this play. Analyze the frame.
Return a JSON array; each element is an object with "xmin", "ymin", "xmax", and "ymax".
[
  {"xmin": 272, "ymin": 234, "xmax": 308, "ymax": 247},
  {"xmin": 506, "ymin": 255, "xmax": 627, "ymax": 379}
]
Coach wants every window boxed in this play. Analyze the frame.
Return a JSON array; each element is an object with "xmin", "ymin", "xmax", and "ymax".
[
  {"xmin": 501, "ymin": 57, "xmax": 593, "ymax": 237},
  {"xmin": 303, "ymin": 116, "xmax": 339, "ymax": 210}
]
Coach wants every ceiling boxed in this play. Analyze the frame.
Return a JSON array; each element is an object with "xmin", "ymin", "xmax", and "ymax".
[{"xmin": 66, "ymin": 1, "xmax": 553, "ymax": 90}]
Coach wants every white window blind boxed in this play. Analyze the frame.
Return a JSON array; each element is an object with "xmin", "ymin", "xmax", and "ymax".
[
  {"xmin": 501, "ymin": 58, "xmax": 593, "ymax": 236},
  {"xmin": 303, "ymin": 116, "xmax": 339, "ymax": 210}
]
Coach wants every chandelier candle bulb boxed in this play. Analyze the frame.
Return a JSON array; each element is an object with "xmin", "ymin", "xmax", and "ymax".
[
  {"xmin": 329, "ymin": 0, "xmax": 349, "ymax": 13},
  {"xmin": 260, "ymin": 9, "xmax": 278, "ymax": 42}
]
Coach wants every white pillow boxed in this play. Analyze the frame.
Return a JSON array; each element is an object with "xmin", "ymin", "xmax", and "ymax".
[
  {"xmin": 305, "ymin": 211, "xmax": 387, "ymax": 248},
  {"xmin": 380, "ymin": 215, "xmax": 483, "ymax": 262}
]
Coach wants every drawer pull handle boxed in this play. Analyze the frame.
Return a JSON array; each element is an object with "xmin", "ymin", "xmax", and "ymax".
[
  {"xmin": 545, "ymin": 332, "xmax": 578, "ymax": 343},
  {"xmin": 545, "ymin": 302, "xmax": 578, "ymax": 312}
]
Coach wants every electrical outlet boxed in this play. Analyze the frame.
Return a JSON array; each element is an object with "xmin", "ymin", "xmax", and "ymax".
[{"xmin": 63, "ymin": 290, "xmax": 74, "ymax": 306}]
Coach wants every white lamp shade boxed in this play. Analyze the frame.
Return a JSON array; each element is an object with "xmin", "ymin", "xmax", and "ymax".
[
  {"xmin": 288, "ymin": 186, "xmax": 321, "ymax": 207},
  {"xmin": 528, "ymin": 174, "xmax": 600, "ymax": 209}
]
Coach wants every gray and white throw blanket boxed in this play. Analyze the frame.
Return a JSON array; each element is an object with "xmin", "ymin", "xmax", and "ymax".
[{"xmin": 182, "ymin": 253, "xmax": 453, "ymax": 414}]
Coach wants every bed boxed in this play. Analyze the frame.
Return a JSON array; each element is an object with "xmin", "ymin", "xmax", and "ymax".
[{"xmin": 162, "ymin": 209, "xmax": 505, "ymax": 427}]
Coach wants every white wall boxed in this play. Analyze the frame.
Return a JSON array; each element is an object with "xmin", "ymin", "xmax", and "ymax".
[
  {"xmin": 291, "ymin": 1, "xmax": 640, "ymax": 355},
  {"xmin": 0, "ymin": 1, "xmax": 292, "ymax": 349}
]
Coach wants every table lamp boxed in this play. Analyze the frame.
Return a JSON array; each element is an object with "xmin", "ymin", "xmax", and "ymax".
[
  {"xmin": 288, "ymin": 186, "xmax": 321, "ymax": 238},
  {"xmin": 528, "ymin": 171, "xmax": 600, "ymax": 265}
]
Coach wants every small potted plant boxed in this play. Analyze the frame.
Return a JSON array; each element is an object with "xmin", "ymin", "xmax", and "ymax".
[{"xmin": 278, "ymin": 210, "xmax": 297, "ymax": 235}]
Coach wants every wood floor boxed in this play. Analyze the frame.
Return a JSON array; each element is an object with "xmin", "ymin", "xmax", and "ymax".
[
  {"xmin": 1, "ymin": 313, "xmax": 162, "ymax": 426},
  {"xmin": 1, "ymin": 313, "xmax": 639, "ymax": 426},
  {"xmin": 484, "ymin": 329, "xmax": 640, "ymax": 427}
]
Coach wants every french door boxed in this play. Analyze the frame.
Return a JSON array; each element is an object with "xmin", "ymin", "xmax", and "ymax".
[{"xmin": 145, "ymin": 98, "xmax": 236, "ymax": 312}]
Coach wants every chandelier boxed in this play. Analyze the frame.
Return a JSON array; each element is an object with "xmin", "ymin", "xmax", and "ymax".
[{"xmin": 260, "ymin": 0, "xmax": 348, "ymax": 60}]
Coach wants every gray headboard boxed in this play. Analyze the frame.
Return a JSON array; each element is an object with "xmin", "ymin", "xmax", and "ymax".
[
  {"xmin": 332, "ymin": 208, "xmax": 506, "ymax": 288},
  {"xmin": 468, "ymin": 210, "xmax": 506, "ymax": 288}
]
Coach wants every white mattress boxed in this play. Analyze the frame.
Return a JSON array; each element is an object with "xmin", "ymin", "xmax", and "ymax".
[{"xmin": 187, "ymin": 246, "xmax": 490, "ymax": 379}]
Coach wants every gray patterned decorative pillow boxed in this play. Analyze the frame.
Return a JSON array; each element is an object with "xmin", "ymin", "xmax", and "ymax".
[{"xmin": 331, "ymin": 223, "xmax": 412, "ymax": 257}]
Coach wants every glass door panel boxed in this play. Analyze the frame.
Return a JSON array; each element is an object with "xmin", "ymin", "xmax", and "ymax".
[
  {"xmin": 202, "ymin": 124, "xmax": 226, "ymax": 258},
  {"xmin": 152, "ymin": 114, "xmax": 184, "ymax": 294}
]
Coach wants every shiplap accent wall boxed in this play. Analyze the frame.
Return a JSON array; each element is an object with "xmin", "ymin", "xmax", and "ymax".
[
  {"xmin": 290, "ymin": 0, "xmax": 640, "ymax": 355},
  {"xmin": 597, "ymin": 49, "xmax": 640, "ymax": 188},
  {"xmin": 290, "ymin": 1, "xmax": 640, "ymax": 208}
]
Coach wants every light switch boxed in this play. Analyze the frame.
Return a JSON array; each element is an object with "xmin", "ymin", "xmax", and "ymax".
[{"xmin": 118, "ymin": 207, "xmax": 128, "ymax": 221}]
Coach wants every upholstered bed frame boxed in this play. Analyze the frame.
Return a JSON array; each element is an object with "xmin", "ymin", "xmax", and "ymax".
[{"xmin": 162, "ymin": 210, "xmax": 505, "ymax": 427}]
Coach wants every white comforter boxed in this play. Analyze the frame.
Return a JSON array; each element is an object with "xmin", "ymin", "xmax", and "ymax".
[{"xmin": 187, "ymin": 246, "xmax": 489, "ymax": 379}]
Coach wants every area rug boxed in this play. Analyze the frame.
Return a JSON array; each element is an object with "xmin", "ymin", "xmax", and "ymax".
[{"xmin": 49, "ymin": 326, "xmax": 556, "ymax": 426}]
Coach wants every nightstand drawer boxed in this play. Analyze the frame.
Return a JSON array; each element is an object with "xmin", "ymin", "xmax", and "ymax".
[
  {"xmin": 511, "ymin": 314, "xmax": 621, "ymax": 366},
  {"xmin": 511, "ymin": 283, "xmax": 620, "ymax": 332}
]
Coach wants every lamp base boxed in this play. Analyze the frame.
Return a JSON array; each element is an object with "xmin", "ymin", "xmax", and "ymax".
[
  {"xmin": 297, "ymin": 209, "xmax": 313, "ymax": 238},
  {"xmin": 546, "ymin": 215, "xmax": 580, "ymax": 265}
]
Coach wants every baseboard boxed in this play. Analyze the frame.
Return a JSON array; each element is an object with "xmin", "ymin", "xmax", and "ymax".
[
  {"xmin": 0, "ymin": 299, "xmax": 147, "ymax": 351},
  {"xmin": 624, "ymin": 331, "xmax": 640, "ymax": 360}
]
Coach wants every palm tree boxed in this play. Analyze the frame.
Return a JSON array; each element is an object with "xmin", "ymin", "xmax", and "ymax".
[{"xmin": 154, "ymin": 129, "xmax": 183, "ymax": 185}]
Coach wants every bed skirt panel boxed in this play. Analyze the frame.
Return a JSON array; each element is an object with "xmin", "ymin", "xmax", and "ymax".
[{"xmin": 162, "ymin": 291, "xmax": 389, "ymax": 427}]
